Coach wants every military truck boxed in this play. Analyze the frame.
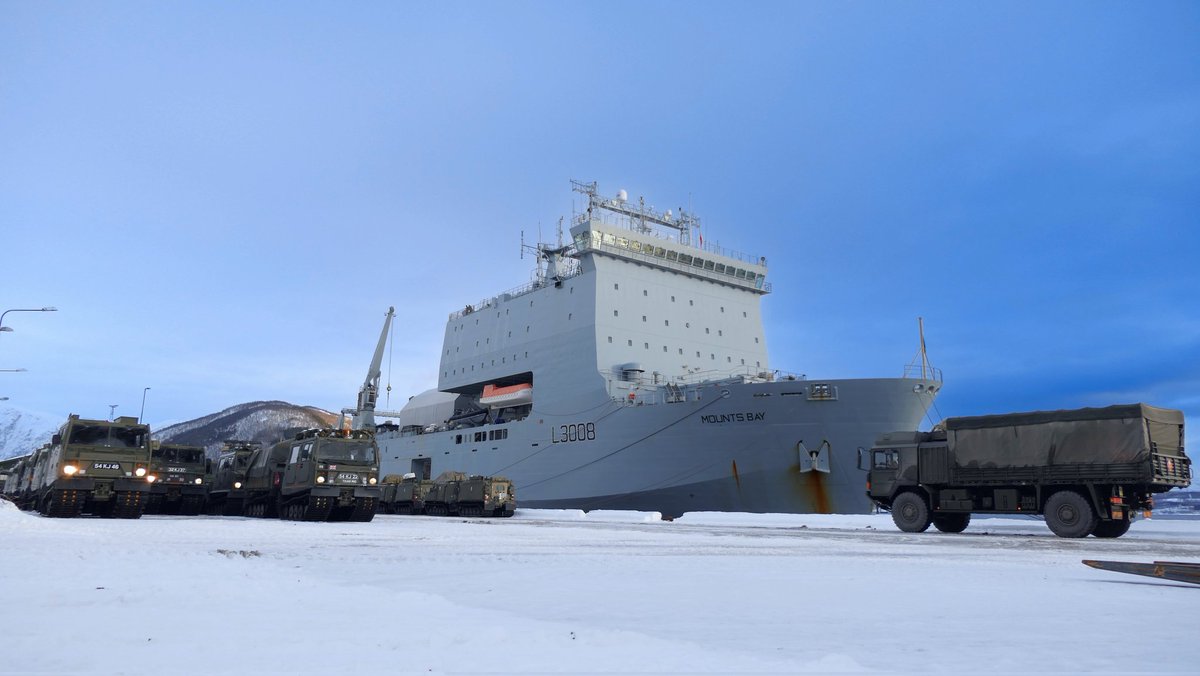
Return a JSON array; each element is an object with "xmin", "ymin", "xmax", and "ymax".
[
  {"xmin": 423, "ymin": 471, "xmax": 516, "ymax": 517},
  {"xmin": 379, "ymin": 473, "xmax": 432, "ymax": 514},
  {"xmin": 204, "ymin": 440, "xmax": 260, "ymax": 516},
  {"xmin": 864, "ymin": 404, "xmax": 1191, "ymax": 538},
  {"xmin": 25, "ymin": 414, "xmax": 154, "ymax": 518},
  {"xmin": 144, "ymin": 442, "xmax": 208, "ymax": 515},
  {"xmin": 242, "ymin": 428, "xmax": 381, "ymax": 522}
]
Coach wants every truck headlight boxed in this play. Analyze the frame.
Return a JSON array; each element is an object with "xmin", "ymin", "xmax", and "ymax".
[
  {"xmin": 135, "ymin": 467, "xmax": 147, "ymax": 477},
  {"xmin": 316, "ymin": 476, "xmax": 326, "ymax": 484},
  {"xmin": 146, "ymin": 475, "xmax": 156, "ymax": 483},
  {"xmin": 63, "ymin": 464, "xmax": 78, "ymax": 476},
  {"xmin": 233, "ymin": 481, "xmax": 242, "ymax": 489},
  {"xmin": 368, "ymin": 477, "xmax": 377, "ymax": 485},
  {"xmin": 194, "ymin": 478, "xmax": 203, "ymax": 485}
]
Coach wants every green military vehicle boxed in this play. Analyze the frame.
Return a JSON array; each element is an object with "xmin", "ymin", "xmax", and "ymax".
[
  {"xmin": 0, "ymin": 455, "xmax": 23, "ymax": 495},
  {"xmin": 379, "ymin": 473, "xmax": 432, "ymax": 514},
  {"xmin": 243, "ymin": 428, "xmax": 381, "ymax": 522},
  {"xmin": 26, "ymin": 414, "xmax": 154, "ymax": 518},
  {"xmin": 144, "ymin": 441, "xmax": 209, "ymax": 515},
  {"xmin": 423, "ymin": 471, "xmax": 516, "ymax": 517},
  {"xmin": 864, "ymin": 404, "xmax": 1191, "ymax": 538},
  {"xmin": 205, "ymin": 440, "xmax": 260, "ymax": 516},
  {"xmin": 2, "ymin": 449, "xmax": 41, "ymax": 509}
]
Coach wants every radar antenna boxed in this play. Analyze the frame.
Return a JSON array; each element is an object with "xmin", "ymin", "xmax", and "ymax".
[{"xmin": 570, "ymin": 178, "xmax": 701, "ymax": 246}]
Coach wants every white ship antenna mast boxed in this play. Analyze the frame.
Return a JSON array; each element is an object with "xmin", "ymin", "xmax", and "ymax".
[{"xmin": 570, "ymin": 178, "xmax": 701, "ymax": 246}]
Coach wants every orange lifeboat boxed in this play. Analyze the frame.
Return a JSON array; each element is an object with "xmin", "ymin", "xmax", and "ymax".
[{"xmin": 480, "ymin": 383, "xmax": 533, "ymax": 407}]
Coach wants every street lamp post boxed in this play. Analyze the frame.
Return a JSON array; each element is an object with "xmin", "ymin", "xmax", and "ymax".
[
  {"xmin": 140, "ymin": 387, "xmax": 151, "ymax": 422},
  {"xmin": 0, "ymin": 307, "xmax": 58, "ymax": 334},
  {"xmin": 109, "ymin": 404, "xmax": 118, "ymax": 421}
]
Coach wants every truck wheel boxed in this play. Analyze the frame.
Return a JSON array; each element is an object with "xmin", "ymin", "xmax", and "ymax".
[
  {"xmin": 892, "ymin": 492, "xmax": 932, "ymax": 533},
  {"xmin": 932, "ymin": 513, "xmax": 971, "ymax": 533},
  {"xmin": 1044, "ymin": 490, "xmax": 1097, "ymax": 538},
  {"xmin": 1092, "ymin": 518, "xmax": 1131, "ymax": 538}
]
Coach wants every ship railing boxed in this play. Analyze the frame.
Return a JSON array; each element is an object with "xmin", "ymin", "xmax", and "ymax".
[
  {"xmin": 574, "ymin": 215, "xmax": 766, "ymax": 268},
  {"xmin": 902, "ymin": 364, "xmax": 944, "ymax": 382},
  {"xmin": 579, "ymin": 240, "xmax": 772, "ymax": 293},
  {"xmin": 449, "ymin": 268, "xmax": 585, "ymax": 320},
  {"xmin": 609, "ymin": 366, "xmax": 805, "ymax": 391}
]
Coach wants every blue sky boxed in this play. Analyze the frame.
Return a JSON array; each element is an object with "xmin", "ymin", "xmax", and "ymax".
[{"xmin": 1, "ymin": 1, "xmax": 1197, "ymax": 447}]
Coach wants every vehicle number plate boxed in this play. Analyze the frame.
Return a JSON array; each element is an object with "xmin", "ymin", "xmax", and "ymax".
[
  {"xmin": 337, "ymin": 473, "xmax": 359, "ymax": 481},
  {"xmin": 93, "ymin": 462, "xmax": 121, "ymax": 470}
]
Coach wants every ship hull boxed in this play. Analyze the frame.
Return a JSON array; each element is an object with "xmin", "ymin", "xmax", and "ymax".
[{"xmin": 378, "ymin": 376, "xmax": 936, "ymax": 517}]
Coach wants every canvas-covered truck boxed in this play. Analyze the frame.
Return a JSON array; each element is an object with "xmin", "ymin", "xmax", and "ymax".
[
  {"xmin": 144, "ymin": 442, "xmax": 208, "ymax": 515},
  {"xmin": 27, "ymin": 414, "xmax": 155, "ymax": 518},
  {"xmin": 242, "ymin": 428, "xmax": 381, "ymax": 522},
  {"xmin": 865, "ymin": 404, "xmax": 1191, "ymax": 538}
]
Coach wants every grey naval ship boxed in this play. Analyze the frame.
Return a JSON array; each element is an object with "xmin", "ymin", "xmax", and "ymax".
[{"xmin": 371, "ymin": 181, "xmax": 941, "ymax": 516}]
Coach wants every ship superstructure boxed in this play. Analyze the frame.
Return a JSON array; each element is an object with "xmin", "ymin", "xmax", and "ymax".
[{"xmin": 374, "ymin": 181, "xmax": 941, "ymax": 516}]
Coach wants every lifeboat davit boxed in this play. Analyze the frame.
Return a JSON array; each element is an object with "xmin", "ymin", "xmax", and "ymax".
[{"xmin": 480, "ymin": 383, "xmax": 533, "ymax": 408}]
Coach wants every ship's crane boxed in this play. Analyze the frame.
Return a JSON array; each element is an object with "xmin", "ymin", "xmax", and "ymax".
[{"xmin": 345, "ymin": 306, "xmax": 396, "ymax": 431}]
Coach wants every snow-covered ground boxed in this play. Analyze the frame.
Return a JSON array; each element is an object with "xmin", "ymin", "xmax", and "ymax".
[{"xmin": 3, "ymin": 502, "xmax": 1198, "ymax": 674}]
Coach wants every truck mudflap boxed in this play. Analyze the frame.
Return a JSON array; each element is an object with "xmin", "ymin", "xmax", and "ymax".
[{"xmin": 1083, "ymin": 560, "xmax": 1200, "ymax": 586}]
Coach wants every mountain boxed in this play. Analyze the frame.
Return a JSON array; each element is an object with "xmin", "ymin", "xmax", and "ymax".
[
  {"xmin": 0, "ymin": 408, "xmax": 61, "ymax": 460},
  {"xmin": 155, "ymin": 401, "xmax": 338, "ymax": 457}
]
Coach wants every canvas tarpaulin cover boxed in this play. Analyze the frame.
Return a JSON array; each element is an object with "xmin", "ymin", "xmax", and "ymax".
[{"xmin": 945, "ymin": 404, "xmax": 1184, "ymax": 469}]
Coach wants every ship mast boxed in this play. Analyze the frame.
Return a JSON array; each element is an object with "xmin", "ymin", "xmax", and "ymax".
[{"xmin": 571, "ymin": 179, "xmax": 701, "ymax": 247}]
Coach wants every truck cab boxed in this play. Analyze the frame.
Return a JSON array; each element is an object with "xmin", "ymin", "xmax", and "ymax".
[
  {"xmin": 146, "ymin": 442, "xmax": 208, "ymax": 515},
  {"xmin": 206, "ymin": 440, "xmax": 259, "ymax": 516},
  {"xmin": 35, "ymin": 415, "xmax": 154, "ymax": 518},
  {"xmin": 245, "ymin": 428, "xmax": 381, "ymax": 522}
]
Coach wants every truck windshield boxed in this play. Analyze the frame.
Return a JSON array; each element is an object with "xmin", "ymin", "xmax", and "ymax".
[
  {"xmin": 316, "ymin": 440, "xmax": 376, "ymax": 464},
  {"xmin": 154, "ymin": 447, "xmax": 205, "ymax": 464},
  {"xmin": 69, "ymin": 425, "xmax": 146, "ymax": 449}
]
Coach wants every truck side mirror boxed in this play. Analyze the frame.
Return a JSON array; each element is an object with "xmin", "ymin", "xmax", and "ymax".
[{"xmin": 856, "ymin": 447, "xmax": 868, "ymax": 471}]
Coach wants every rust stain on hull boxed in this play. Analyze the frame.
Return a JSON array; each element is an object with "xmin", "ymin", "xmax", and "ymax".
[
  {"xmin": 804, "ymin": 469, "xmax": 831, "ymax": 514},
  {"xmin": 731, "ymin": 460, "xmax": 741, "ymax": 491},
  {"xmin": 788, "ymin": 463, "xmax": 832, "ymax": 514}
]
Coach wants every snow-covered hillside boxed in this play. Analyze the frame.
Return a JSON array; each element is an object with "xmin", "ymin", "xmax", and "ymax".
[
  {"xmin": 0, "ymin": 407, "xmax": 60, "ymax": 460},
  {"xmin": 155, "ymin": 401, "xmax": 337, "ymax": 456},
  {"xmin": 0, "ymin": 402, "xmax": 335, "ymax": 461}
]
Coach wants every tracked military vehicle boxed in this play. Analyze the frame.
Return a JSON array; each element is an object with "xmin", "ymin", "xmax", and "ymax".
[
  {"xmin": 243, "ymin": 428, "xmax": 381, "ymax": 522},
  {"xmin": 144, "ymin": 442, "xmax": 208, "ymax": 515},
  {"xmin": 379, "ymin": 473, "xmax": 432, "ymax": 514},
  {"xmin": 205, "ymin": 440, "xmax": 260, "ymax": 516},
  {"xmin": 26, "ymin": 414, "xmax": 153, "ymax": 518},
  {"xmin": 423, "ymin": 471, "xmax": 516, "ymax": 517},
  {"xmin": 2, "ymin": 449, "xmax": 42, "ymax": 509}
]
